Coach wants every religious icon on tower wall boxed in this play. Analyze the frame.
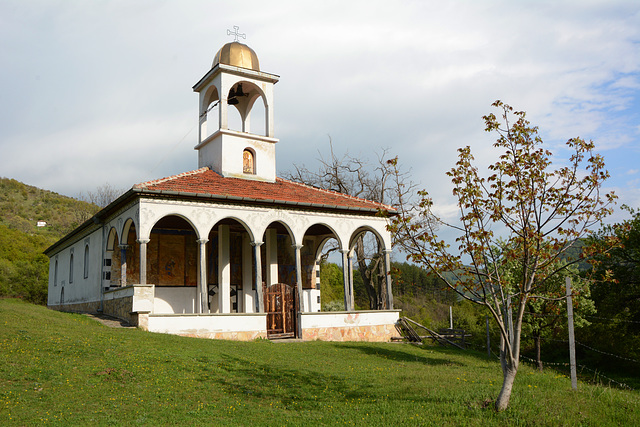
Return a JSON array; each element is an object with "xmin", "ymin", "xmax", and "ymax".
[{"xmin": 243, "ymin": 149, "xmax": 255, "ymax": 174}]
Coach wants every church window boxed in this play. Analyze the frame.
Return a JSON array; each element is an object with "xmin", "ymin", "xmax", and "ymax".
[
  {"xmin": 243, "ymin": 149, "xmax": 255, "ymax": 174},
  {"xmin": 83, "ymin": 245, "xmax": 90, "ymax": 279},
  {"xmin": 54, "ymin": 260, "xmax": 58, "ymax": 287},
  {"xmin": 69, "ymin": 253, "xmax": 74, "ymax": 284}
]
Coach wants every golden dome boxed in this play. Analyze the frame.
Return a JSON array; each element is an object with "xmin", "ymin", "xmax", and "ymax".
[{"xmin": 212, "ymin": 42, "xmax": 260, "ymax": 71}]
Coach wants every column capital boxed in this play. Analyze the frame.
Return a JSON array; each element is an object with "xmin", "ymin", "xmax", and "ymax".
[
  {"xmin": 383, "ymin": 249, "xmax": 393, "ymax": 255},
  {"xmin": 251, "ymin": 241, "xmax": 264, "ymax": 247},
  {"xmin": 119, "ymin": 244, "xmax": 131, "ymax": 250},
  {"xmin": 339, "ymin": 249, "xmax": 350, "ymax": 255},
  {"xmin": 291, "ymin": 244, "xmax": 303, "ymax": 250},
  {"xmin": 197, "ymin": 238, "xmax": 209, "ymax": 245},
  {"xmin": 137, "ymin": 239, "xmax": 150, "ymax": 245}
]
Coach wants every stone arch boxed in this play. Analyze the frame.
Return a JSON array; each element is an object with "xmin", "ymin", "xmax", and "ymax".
[
  {"xmin": 347, "ymin": 225, "xmax": 391, "ymax": 310},
  {"xmin": 227, "ymin": 80, "xmax": 268, "ymax": 135},
  {"xmin": 303, "ymin": 223, "xmax": 344, "ymax": 259},
  {"xmin": 121, "ymin": 217, "xmax": 138, "ymax": 242},
  {"xmin": 301, "ymin": 223, "xmax": 344, "ymax": 313},
  {"xmin": 106, "ymin": 227, "xmax": 118, "ymax": 251},
  {"xmin": 146, "ymin": 213, "xmax": 201, "ymax": 240},
  {"xmin": 207, "ymin": 217, "xmax": 256, "ymax": 314},
  {"xmin": 201, "ymin": 84, "xmax": 221, "ymax": 139},
  {"xmin": 348, "ymin": 226, "xmax": 388, "ymax": 252},
  {"xmin": 260, "ymin": 220, "xmax": 297, "ymax": 287},
  {"xmin": 147, "ymin": 215, "xmax": 199, "ymax": 289},
  {"xmin": 202, "ymin": 84, "xmax": 220, "ymax": 112}
]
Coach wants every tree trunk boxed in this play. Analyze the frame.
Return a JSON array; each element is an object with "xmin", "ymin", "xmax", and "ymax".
[
  {"xmin": 535, "ymin": 334, "xmax": 543, "ymax": 371},
  {"xmin": 354, "ymin": 235, "xmax": 379, "ymax": 309},
  {"xmin": 495, "ymin": 366, "xmax": 517, "ymax": 411}
]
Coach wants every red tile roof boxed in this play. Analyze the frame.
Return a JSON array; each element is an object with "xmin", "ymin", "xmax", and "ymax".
[{"xmin": 133, "ymin": 167, "xmax": 395, "ymax": 214}]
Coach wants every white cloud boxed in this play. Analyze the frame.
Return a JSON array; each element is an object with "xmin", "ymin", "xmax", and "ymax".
[{"xmin": 0, "ymin": 0, "xmax": 638, "ymax": 219}]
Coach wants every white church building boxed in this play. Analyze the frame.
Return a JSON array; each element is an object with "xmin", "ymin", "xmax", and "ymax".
[{"xmin": 45, "ymin": 40, "xmax": 400, "ymax": 341}]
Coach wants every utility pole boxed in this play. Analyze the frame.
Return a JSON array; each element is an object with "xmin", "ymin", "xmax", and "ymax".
[{"xmin": 566, "ymin": 276, "xmax": 578, "ymax": 390}]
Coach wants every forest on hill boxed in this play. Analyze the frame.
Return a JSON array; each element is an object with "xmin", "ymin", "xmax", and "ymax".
[{"xmin": 0, "ymin": 178, "xmax": 98, "ymax": 304}]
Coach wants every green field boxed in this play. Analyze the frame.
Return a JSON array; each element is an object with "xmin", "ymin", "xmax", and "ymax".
[{"xmin": 0, "ymin": 299, "xmax": 637, "ymax": 426}]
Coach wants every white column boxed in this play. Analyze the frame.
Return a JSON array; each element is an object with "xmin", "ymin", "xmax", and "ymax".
[
  {"xmin": 252, "ymin": 241, "xmax": 264, "ymax": 313},
  {"xmin": 137, "ymin": 239, "xmax": 150, "ymax": 285},
  {"xmin": 242, "ymin": 234, "xmax": 252, "ymax": 313},
  {"xmin": 219, "ymin": 75, "xmax": 229, "ymax": 130},
  {"xmin": 119, "ymin": 245, "xmax": 130, "ymax": 287},
  {"xmin": 199, "ymin": 108, "xmax": 207, "ymax": 143},
  {"xmin": 265, "ymin": 228, "xmax": 278, "ymax": 286},
  {"xmin": 218, "ymin": 225, "xmax": 231, "ymax": 313},
  {"xmin": 340, "ymin": 249, "xmax": 351, "ymax": 311},
  {"xmin": 348, "ymin": 250, "xmax": 355, "ymax": 310},
  {"xmin": 384, "ymin": 250, "xmax": 394, "ymax": 310},
  {"xmin": 293, "ymin": 244, "xmax": 304, "ymax": 338},
  {"xmin": 197, "ymin": 238, "xmax": 209, "ymax": 314}
]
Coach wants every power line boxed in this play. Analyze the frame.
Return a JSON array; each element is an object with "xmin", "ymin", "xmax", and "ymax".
[
  {"xmin": 549, "ymin": 338, "xmax": 640, "ymax": 364},
  {"xmin": 575, "ymin": 340, "xmax": 640, "ymax": 364},
  {"xmin": 582, "ymin": 314, "xmax": 640, "ymax": 325}
]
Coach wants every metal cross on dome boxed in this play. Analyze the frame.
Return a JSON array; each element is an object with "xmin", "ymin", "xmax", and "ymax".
[{"xmin": 227, "ymin": 26, "xmax": 246, "ymax": 42}]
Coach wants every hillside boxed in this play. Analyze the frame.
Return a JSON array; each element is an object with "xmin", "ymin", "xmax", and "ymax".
[
  {"xmin": 0, "ymin": 299, "xmax": 637, "ymax": 425},
  {"xmin": 0, "ymin": 178, "xmax": 98, "ymax": 303},
  {"xmin": 0, "ymin": 177, "xmax": 98, "ymax": 236}
]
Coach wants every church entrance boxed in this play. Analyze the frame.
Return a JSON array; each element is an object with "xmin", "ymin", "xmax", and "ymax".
[{"xmin": 264, "ymin": 283, "xmax": 297, "ymax": 339}]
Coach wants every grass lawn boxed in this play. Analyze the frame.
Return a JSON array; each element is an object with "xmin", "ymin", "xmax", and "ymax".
[{"xmin": 0, "ymin": 299, "xmax": 638, "ymax": 426}]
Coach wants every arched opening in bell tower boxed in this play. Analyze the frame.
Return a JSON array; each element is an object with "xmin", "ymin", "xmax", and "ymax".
[{"xmin": 226, "ymin": 81, "xmax": 267, "ymax": 137}]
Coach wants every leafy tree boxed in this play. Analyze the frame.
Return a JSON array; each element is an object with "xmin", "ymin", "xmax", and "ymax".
[
  {"xmin": 390, "ymin": 101, "xmax": 615, "ymax": 410},
  {"xmin": 319, "ymin": 260, "xmax": 344, "ymax": 309},
  {"xmin": 585, "ymin": 205, "xmax": 640, "ymax": 371},
  {"xmin": 519, "ymin": 263, "xmax": 594, "ymax": 371}
]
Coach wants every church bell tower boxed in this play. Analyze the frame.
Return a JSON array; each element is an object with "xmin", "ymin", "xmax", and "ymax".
[{"xmin": 193, "ymin": 37, "xmax": 279, "ymax": 181}]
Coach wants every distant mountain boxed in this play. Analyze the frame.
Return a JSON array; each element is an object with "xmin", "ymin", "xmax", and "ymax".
[{"xmin": 0, "ymin": 178, "xmax": 98, "ymax": 304}]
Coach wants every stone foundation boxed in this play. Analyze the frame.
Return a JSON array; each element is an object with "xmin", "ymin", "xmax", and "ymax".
[
  {"xmin": 301, "ymin": 324, "xmax": 400, "ymax": 342},
  {"xmin": 102, "ymin": 296, "xmax": 135, "ymax": 325},
  {"xmin": 49, "ymin": 300, "xmax": 101, "ymax": 314}
]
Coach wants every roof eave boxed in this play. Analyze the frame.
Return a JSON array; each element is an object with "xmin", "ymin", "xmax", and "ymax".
[{"xmin": 134, "ymin": 187, "xmax": 396, "ymax": 215}]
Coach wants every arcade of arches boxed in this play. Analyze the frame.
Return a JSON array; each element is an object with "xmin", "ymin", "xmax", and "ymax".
[{"xmin": 105, "ymin": 214, "xmax": 394, "ymax": 317}]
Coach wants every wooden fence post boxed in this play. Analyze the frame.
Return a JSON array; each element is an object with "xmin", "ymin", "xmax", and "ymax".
[{"xmin": 566, "ymin": 276, "xmax": 578, "ymax": 390}]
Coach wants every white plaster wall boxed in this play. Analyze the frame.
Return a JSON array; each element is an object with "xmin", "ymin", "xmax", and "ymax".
[
  {"xmin": 197, "ymin": 131, "xmax": 277, "ymax": 181},
  {"xmin": 154, "ymin": 287, "xmax": 198, "ymax": 314},
  {"xmin": 48, "ymin": 227, "xmax": 103, "ymax": 306},
  {"xmin": 147, "ymin": 313, "xmax": 266, "ymax": 334},
  {"xmin": 302, "ymin": 289, "xmax": 321, "ymax": 312},
  {"xmin": 103, "ymin": 286, "xmax": 134, "ymax": 300},
  {"xmin": 301, "ymin": 311, "xmax": 400, "ymax": 329}
]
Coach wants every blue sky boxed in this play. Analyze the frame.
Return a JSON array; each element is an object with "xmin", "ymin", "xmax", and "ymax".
[{"xmin": 1, "ymin": 0, "xmax": 639, "ymax": 225}]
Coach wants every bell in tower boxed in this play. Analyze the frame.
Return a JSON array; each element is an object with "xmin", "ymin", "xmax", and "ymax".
[{"xmin": 193, "ymin": 34, "xmax": 279, "ymax": 182}]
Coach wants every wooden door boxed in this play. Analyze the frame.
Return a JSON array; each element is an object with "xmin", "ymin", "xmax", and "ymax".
[{"xmin": 264, "ymin": 283, "xmax": 297, "ymax": 338}]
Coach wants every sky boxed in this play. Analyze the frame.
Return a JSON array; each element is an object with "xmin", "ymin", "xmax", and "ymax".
[{"xmin": 1, "ymin": 0, "xmax": 639, "ymax": 226}]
